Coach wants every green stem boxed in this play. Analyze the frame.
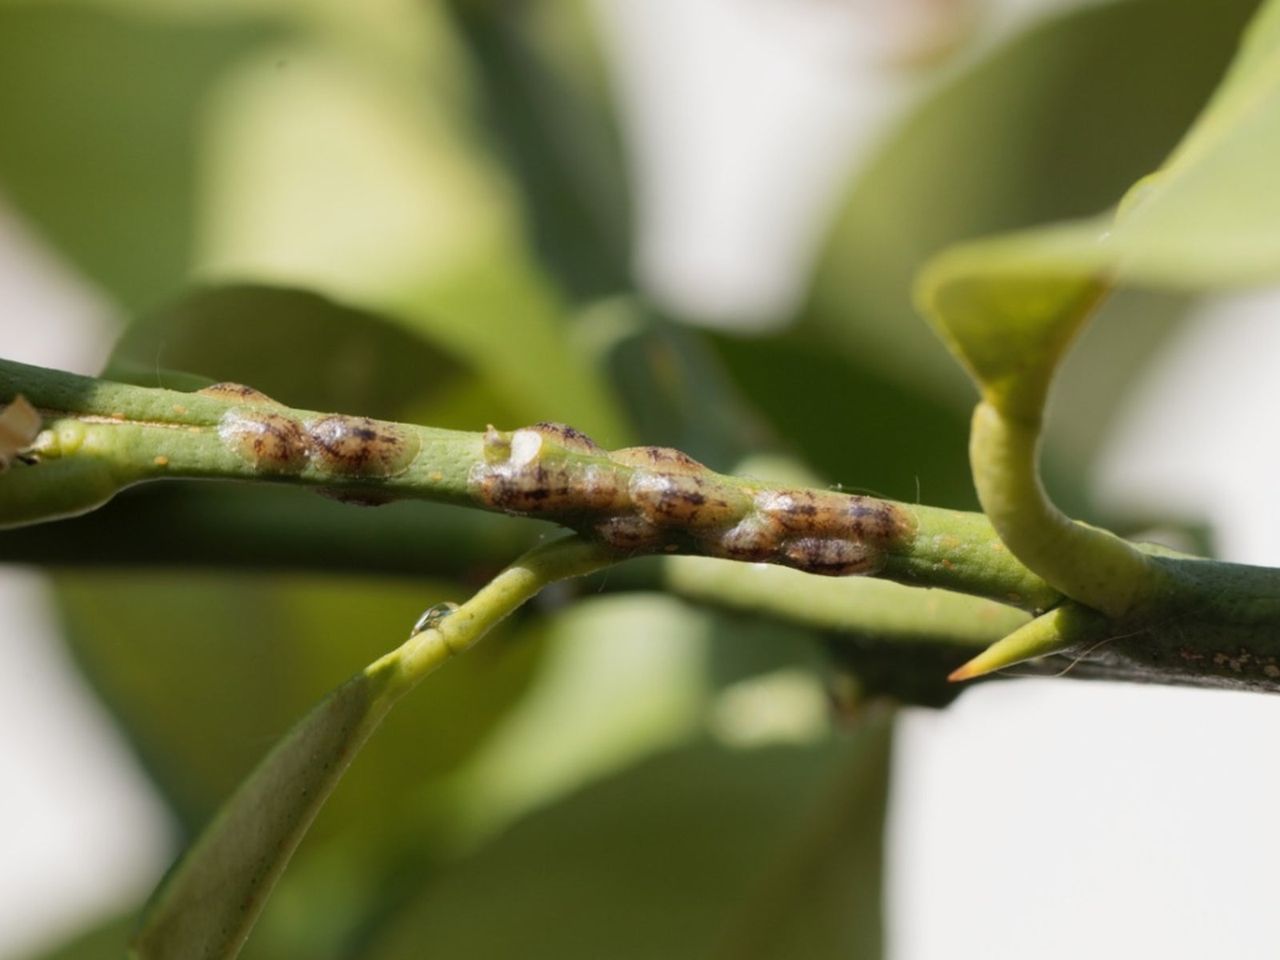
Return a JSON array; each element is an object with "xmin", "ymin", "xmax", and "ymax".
[
  {"xmin": 130, "ymin": 534, "xmax": 613, "ymax": 960},
  {"xmin": 371, "ymin": 535, "xmax": 615, "ymax": 698},
  {"xmin": 0, "ymin": 357, "xmax": 1057, "ymax": 611},
  {"xmin": 10, "ymin": 358, "xmax": 1280, "ymax": 695},
  {"xmin": 968, "ymin": 399, "xmax": 1166, "ymax": 617}
]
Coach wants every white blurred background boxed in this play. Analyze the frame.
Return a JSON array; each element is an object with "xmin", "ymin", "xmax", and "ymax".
[{"xmin": 3, "ymin": 1, "xmax": 1280, "ymax": 957}]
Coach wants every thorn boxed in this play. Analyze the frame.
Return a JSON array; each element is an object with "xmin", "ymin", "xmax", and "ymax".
[{"xmin": 948, "ymin": 604, "xmax": 1098, "ymax": 682}]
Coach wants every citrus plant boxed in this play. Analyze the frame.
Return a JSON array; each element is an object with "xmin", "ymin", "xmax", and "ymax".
[{"xmin": 2, "ymin": 0, "xmax": 1278, "ymax": 957}]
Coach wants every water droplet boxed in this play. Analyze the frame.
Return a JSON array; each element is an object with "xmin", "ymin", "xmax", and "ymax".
[{"xmin": 410, "ymin": 601, "xmax": 459, "ymax": 637}]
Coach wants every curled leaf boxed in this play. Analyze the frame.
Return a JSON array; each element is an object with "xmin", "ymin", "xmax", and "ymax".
[{"xmin": 916, "ymin": 0, "xmax": 1280, "ymax": 618}]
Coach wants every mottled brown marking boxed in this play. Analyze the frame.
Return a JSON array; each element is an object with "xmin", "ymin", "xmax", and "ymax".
[
  {"xmin": 782, "ymin": 538, "xmax": 877, "ymax": 576},
  {"xmin": 594, "ymin": 515, "xmax": 663, "ymax": 550},
  {"xmin": 218, "ymin": 408, "xmax": 308, "ymax": 473},
  {"xmin": 306, "ymin": 415, "xmax": 420, "ymax": 477},
  {"xmin": 578, "ymin": 464, "xmax": 629, "ymax": 511},
  {"xmin": 473, "ymin": 459, "xmax": 582, "ymax": 515},
  {"xmin": 631, "ymin": 472, "xmax": 744, "ymax": 528},
  {"xmin": 713, "ymin": 518, "xmax": 775, "ymax": 562},
  {"xmin": 611, "ymin": 446, "xmax": 705, "ymax": 474},
  {"xmin": 476, "ymin": 423, "xmax": 624, "ymax": 516},
  {"xmin": 198, "ymin": 382, "xmax": 279, "ymax": 405},
  {"xmin": 757, "ymin": 488, "xmax": 914, "ymax": 544},
  {"xmin": 471, "ymin": 421, "xmax": 912, "ymax": 577}
]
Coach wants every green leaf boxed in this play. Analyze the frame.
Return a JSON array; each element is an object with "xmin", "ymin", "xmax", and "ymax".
[
  {"xmin": 107, "ymin": 284, "xmax": 467, "ymax": 419},
  {"xmin": 361, "ymin": 719, "xmax": 892, "ymax": 960},
  {"xmin": 56, "ymin": 573, "xmax": 541, "ymax": 839},
  {"xmin": 583, "ymin": 299, "xmax": 769, "ymax": 471},
  {"xmin": 914, "ymin": 0, "xmax": 1280, "ymax": 616},
  {"xmin": 128, "ymin": 666, "xmax": 398, "ymax": 960},
  {"xmin": 0, "ymin": 482, "xmax": 544, "ymax": 576},
  {"xmin": 920, "ymin": 0, "xmax": 1280, "ymax": 411},
  {"xmin": 395, "ymin": 259, "xmax": 632, "ymax": 443},
  {"xmin": 127, "ymin": 537, "xmax": 611, "ymax": 960},
  {"xmin": 0, "ymin": 2, "xmax": 271, "ymax": 311},
  {"xmin": 713, "ymin": 716, "xmax": 892, "ymax": 960},
  {"xmin": 184, "ymin": 16, "xmax": 630, "ymax": 443},
  {"xmin": 446, "ymin": 0, "xmax": 632, "ymax": 300},
  {"xmin": 802, "ymin": 0, "xmax": 1260, "ymax": 405},
  {"xmin": 711, "ymin": 330, "xmax": 975, "ymax": 510}
]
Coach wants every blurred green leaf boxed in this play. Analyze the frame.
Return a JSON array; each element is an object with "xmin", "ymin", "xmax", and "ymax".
[
  {"xmin": 107, "ymin": 284, "xmax": 467, "ymax": 418},
  {"xmin": 127, "ymin": 636, "xmax": 401, "ymax": 960},
  {"xmin": 712, "ymin": 331, "xmax": 975, "ymax": 510},
  {"xmin": 801, "ymin": 0, "xmax": 1260, "ymax": 405},
  {"xmin": 581, "ymin": 299, "xmax": 771, "ymax": 470},
  {"xmin": 913, "ymin": 0, "xmax": 1280, "ymax": 612},
  {"xmin": 0, "ymin": 483, "xmax": 545, "ymax": 578},
  {"xmin": 446, "ymin": 0, "xmax": 631, "ymax": 300},
  {"xmin": 0, "ymin": 2, "xmax": 272, "ymax": 310},
  {"xmin": 180, "ymin": 15, "xmax": 629, "ymax": 443},
  {"xmin": 713, "ymin": 716, "xmax": 892, "ymax": 960},
  {"xmin": 362, "ymin": 719, "xmax": 891, "ymax": 960},
  {"xmin": 397, "ymin": 259, "xmax": 631, "ymax": 444},
  {"xmin": 21, "ymin": 913, "xmax": 137, "ymax": 960},
  {"xmin": 249, "ymin": 592, "xmax": 713, "ymax": 960},
  {"xmin": 56, "ymin": 573, "xmax": 541, "ymax": 838},
  {"xmin": 919, "ymin": 0, "xmax": 1280, "ymax": 421},
  {"xmin": 124, "ymin": 537, "xmax": 610, "ymax": 960}
]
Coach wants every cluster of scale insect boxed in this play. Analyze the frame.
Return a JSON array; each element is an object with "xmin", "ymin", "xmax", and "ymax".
[
  {"xmin": 473, "ymin": 422, "xmax": 915, "ymax": 578},
  {"xmin": 207, "ymin": 384, "xmax": 420, "ymax": 480}
]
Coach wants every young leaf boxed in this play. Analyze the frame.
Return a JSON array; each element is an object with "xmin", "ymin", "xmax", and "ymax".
[
  {"xmin": 129, "ymin": 669, "xmax": 398, "ymax": 960},
  {"xmin": 803, "ymin": 0, "xmax": 1260, "ymax": 405},
  {"xmin": 57, "ymin": 572, "xmax": 542, "ymax": 838},
  {"xmin": 915, "ymin": 0, "xmax": 1280, "ymax": 617},
  {"xmin": 129, "ymin": 536, "xmax": 612, "ymax": 960}
]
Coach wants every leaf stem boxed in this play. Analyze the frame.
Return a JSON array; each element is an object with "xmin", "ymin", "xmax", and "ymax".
[{"xmin": 130, "ymin": 534, "xmax": 613, "ymax": 960}]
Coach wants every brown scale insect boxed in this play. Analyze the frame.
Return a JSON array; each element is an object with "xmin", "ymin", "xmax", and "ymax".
[
  {"xmin": 781, "ymin": 537, "xmax": 878, "ymax": 576},
  {"xmin": 711, "ymin": 517, "xmax": 777, "ymax": 563},
  {"xmin": 218, "ymin": 408, "xmax": 309, "ymax": 474},
  {"xmin": 610, "ymin": 445, "xmax": 706, "ymax": 475},
  {"xmin": 757, "ymin": 488, "xmax": 914, "ymax": 544},
  {"xmin": 577, "ymin": 464, "xmax": 630, "ymax": 512},
  {"xmin": 476, "ymin": 424, "xmax": 626, "ymax": 516},
  {"xmin": 197, "ymin": 382, "xmax": 280, "ymax": 405},
  {"xmin": 472, "ymin": 421, "xmax": 916, "ymax": 578},
  {"xmin": 629, "ymin": 471, "xmax": 745, "ymax": 529},
  {"xmin": 594, "ymin": 514, "xmax": 664, "ymax": 551},
  {"xmin": 306, "ymin": 415, "xmax": 420, "ymax": 477},
  {"xmin": 477, "ymin": 462, "xmax": 581, "ymax": 514}
]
